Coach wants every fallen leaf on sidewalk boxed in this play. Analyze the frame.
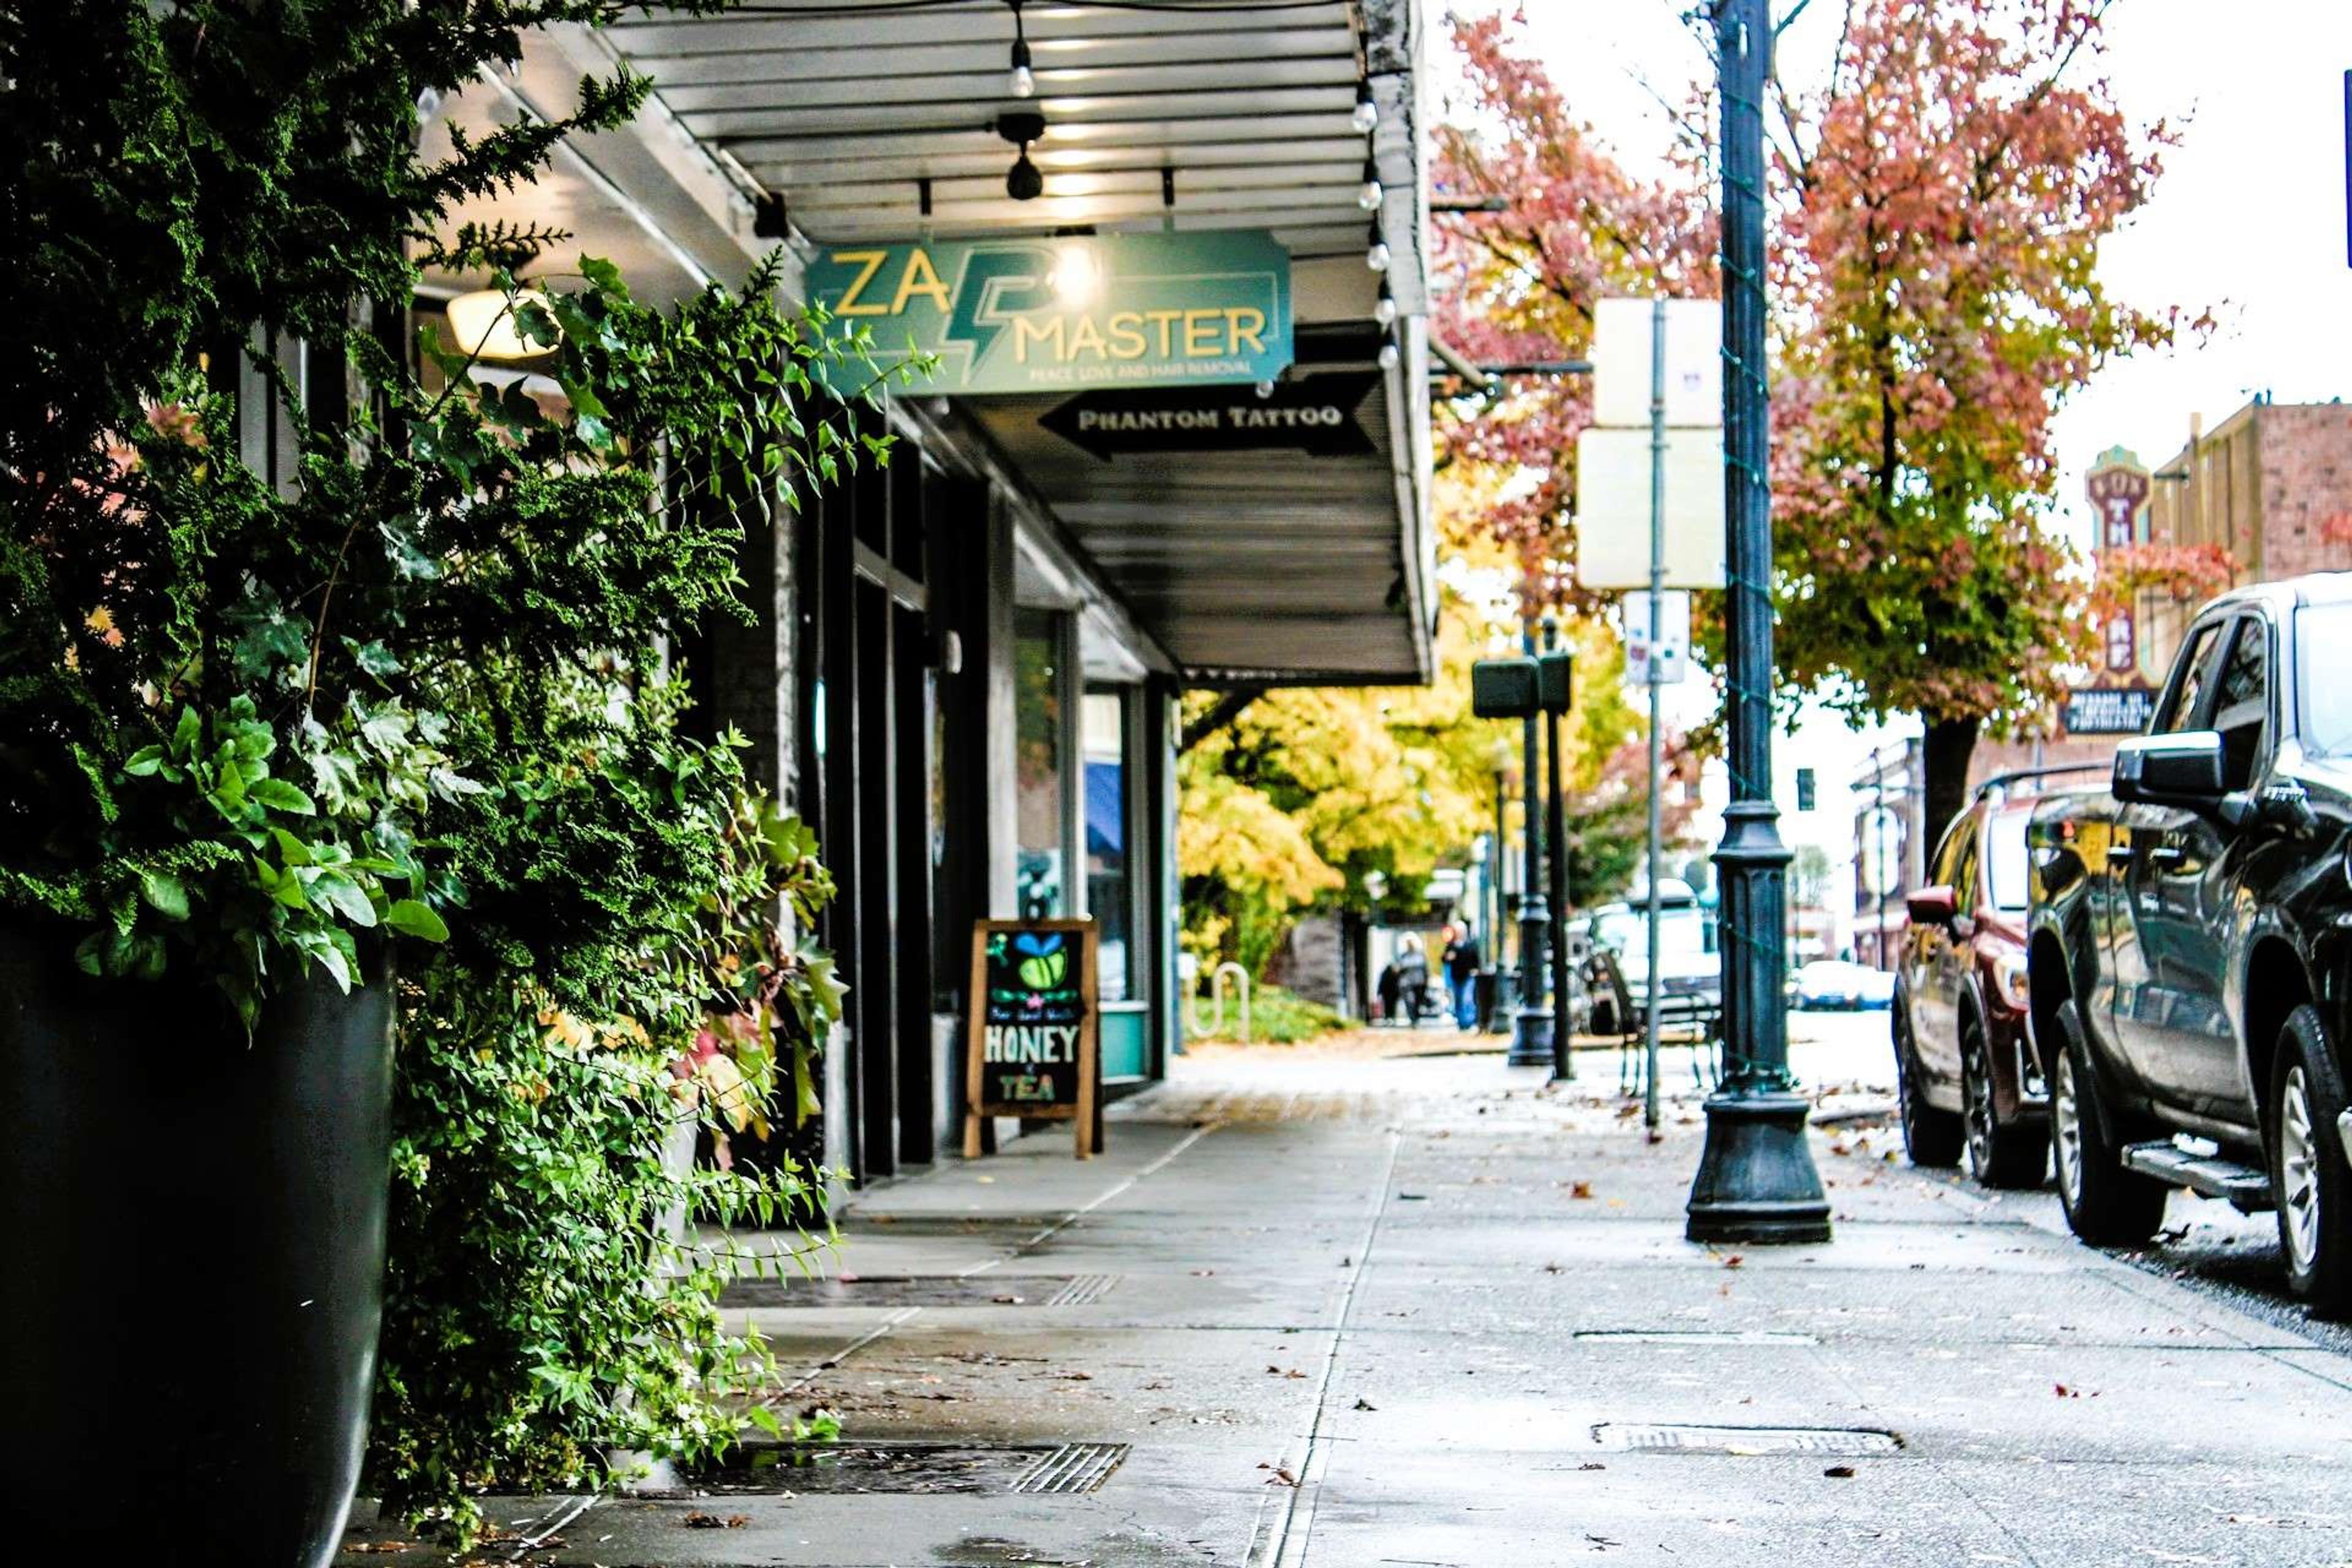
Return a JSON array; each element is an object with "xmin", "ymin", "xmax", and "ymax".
[
  {"xmin": 1722, "ymin": 1253, "xmax": 1745, "ymax": 1269},
  {"xmin": 1267, "ymin": 1466, "xmax": 1299, "ymax": 1487},
  {"xmin": 1823, "ymin": 1465, "xmax": 1856, "ymax": 1479},
  {"xmin": 992, "ymin": 1294, "xmax": 1025, "ymax": 1304},
  {"xmin": 1570, "ymin": 1180, "xmax": 1594, "ymax": 1199},
  {"xmin": 1058, "ymin": 1370, "xmax": 1093, "ymax": 1381},
  {"xmin": 1353, "ymin": 1397, "xmax": 1378, "ymax": 1411},
  {"xmin": 682, "ymin": 1512, "xmax": 750, "ymax": 1529},
  {"xmin": 1580, "ymin": 1462, "xmax": 1607, "ymax": 1471},
  {"xmin": 1544, "ymin": 1262, "xmax": 1563, "ymax": 1274}
]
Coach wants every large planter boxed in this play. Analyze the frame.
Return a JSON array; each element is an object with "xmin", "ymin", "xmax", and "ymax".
[{"xmin": 0, "ymin": 925, "xmax": 396, "ymax": 1567}]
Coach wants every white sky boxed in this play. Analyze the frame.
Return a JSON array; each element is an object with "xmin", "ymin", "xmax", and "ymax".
[{"xmin": 1496, "ymin": 0, "xmax": 2352, "ymax": 552}]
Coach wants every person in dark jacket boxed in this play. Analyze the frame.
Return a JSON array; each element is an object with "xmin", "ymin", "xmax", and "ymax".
[
  {"xmin": 1442, "ymin": 922, "xmax": 1483, "ymax": 1029},
  {"xmin": 1393, "ymin": 934, "xmax": 1431, "ymax": 1024}
]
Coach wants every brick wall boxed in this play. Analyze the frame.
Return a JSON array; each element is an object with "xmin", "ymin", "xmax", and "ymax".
[{"xmin": 2255, "ymin": 403, "xmax": 2352, "ymax": 580}]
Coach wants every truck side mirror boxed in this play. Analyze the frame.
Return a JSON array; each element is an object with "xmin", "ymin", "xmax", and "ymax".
[
  {"xmin": 2113, "ymin": 730, "xmax": 2226, "ymax": 806},
  {"xmin": 1905, "ymin": 884, "xmax": 1957, "ymax": 926}
]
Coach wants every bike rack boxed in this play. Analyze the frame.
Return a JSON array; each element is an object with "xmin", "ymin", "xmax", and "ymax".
[{"xmin": 1186, "ymin": 961, "xmax": 1253, "ymax": 1044}]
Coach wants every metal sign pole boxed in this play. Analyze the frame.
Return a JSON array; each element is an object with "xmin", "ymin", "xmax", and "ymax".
[{"xmin": 1643, "ymin": 299, "xmax": 1667, "ymax": 1133}]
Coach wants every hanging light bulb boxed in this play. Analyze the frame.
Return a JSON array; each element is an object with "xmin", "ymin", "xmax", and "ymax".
[
  {"xmin": 1357, "ymin": 158, "xmax": 1384, "ymax": 213},
  {"xmin": 1373, "ymin": 283, "xmax": 1398, "ymax": 329},
  {"xmin": 1366, "ymin": 238, "xmax": 1390, "ymax": 273},
  {"xmin": 1007, "ymin": 1, "xmax": 1036, "ymax": 97},
  {"xmin": 1378, "ymin": 337, "xmax": 1401, "ymax": 372},
  {"xmin": 1352, "ymin": 80, "xmax": 1379, "ymax": 135}
]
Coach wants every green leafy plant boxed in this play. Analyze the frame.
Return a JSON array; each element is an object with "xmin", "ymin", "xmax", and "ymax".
[{"xmin": 0, "ymin": 1, "xmax": 928, "ymax": 1546}]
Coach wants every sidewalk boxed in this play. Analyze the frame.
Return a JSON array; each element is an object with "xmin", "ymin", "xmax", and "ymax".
[{"xmin": 340, "ymin": 1030, "xmax": 2352, "ymax": 1566}]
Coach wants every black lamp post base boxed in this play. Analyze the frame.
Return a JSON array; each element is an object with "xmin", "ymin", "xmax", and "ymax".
[
  {"xmin": 1684, "ymin": 1090, "xmax": 1832, "ymax": 1245},
  {"xmin": 1486, "ymin": 967, "xmax": 1518, "ymax": 1035},
  {"xmin": 1506, "ymin": 1007, "xmax": 1555, "ymax": 1067}
]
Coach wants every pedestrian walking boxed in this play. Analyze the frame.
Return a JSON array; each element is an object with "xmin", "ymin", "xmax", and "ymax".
[
  {"xmin": 1442, "ymin": 922, "xmax": 1483, "ymax": 1030},
  {"xmin": 1394, "ymin": 934, "xmax": 1430, "ymax": 1025}
]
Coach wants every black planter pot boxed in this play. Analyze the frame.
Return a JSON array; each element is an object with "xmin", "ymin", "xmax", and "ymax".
[{"xmin": 0, "ymin": 926, "xmax": 396, "ymax": 1567}]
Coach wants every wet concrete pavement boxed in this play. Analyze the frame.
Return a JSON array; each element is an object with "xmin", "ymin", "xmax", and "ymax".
[{"xmin": 337, "ymin": 1017, "xmax": 2352, "ymax": 1566}]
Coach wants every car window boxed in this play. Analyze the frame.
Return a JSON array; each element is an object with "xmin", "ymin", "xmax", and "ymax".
[
  {"xmin": 1931, "ymin": 814, "xmax": 1973, "ymax": 892},
  {"xmin": 2301, "ymin": 603, "xmax": 2352, "ymax": 757},
  {"xmin": 2156, "ymin": 620, "xmax": 2224, "ymax": 734},
  {"xmin": 2211, "ymin": 616, "xmax": 2269, "ymax": 790},
  {"xmin": 1950, "ymin": 817, "xmax": 1980, "ymax": 910},
  {"xmin": 1983, "ymin": 810, "xmax": 2030, "ymax": 912}
]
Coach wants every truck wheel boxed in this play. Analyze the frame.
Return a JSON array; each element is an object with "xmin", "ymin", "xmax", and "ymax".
[
  {"xmin": 2269, "ymin": 1007, "xmax": 2352, "ymax": 1318},
  {"xmin": 1963, "ymin": 1018, "xmax": 2048, "ymax": 1190},
  {"xmin": 2049, "ymin": 1001, "xmax": 2168, "ymax": 1246},
  {"xmin": 1896, "ymin": 995, "xmax": 1961, "ymax": 1169}
]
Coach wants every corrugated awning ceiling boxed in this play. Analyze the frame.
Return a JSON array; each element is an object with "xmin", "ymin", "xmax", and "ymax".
[
  {"xmin": 606, "ymin": 0, "xmax": 1424, "ymax": 312},
  {"xmin": 592, "ymin": 1, "xmax": 1430, "ymax": 684}
]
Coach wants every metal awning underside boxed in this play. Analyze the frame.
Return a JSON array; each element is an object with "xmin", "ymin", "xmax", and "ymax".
[
  {"xmin": 433, "ymin": 1, "xmax": 1433, "ymax": 685},
  {"xmin": 969, "ymin": 354, "xmax": 1417, "ymax": 684},
  {"xmin": 605, "ymin": 0, "xmax": 1428, "ymax": 318}
]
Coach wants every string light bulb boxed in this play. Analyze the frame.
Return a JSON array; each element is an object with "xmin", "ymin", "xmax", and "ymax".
[
  {"xmin": 1352, "ymin": 80, "xmax": 1379, "ymax": 134},
  {"xmin": 1378, "ymin": 337, "xmax": 1401, "ymax": 372},
  {"xmin": 1373, "ymin": 282, "xmax": 1397, "ymax": 329},
  {"xmin": 1007, "ymin": 1, "xmax": 1035, "ymax": 98},
  {"xmin": 1357, "ymin": 159, "xmax": 1384, "ymax": 212}
]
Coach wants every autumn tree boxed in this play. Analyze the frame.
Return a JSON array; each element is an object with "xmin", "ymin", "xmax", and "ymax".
[
  {"xmin": 1430, "ymin": 10, "xmax": 1716, "ymax": 601},
  {"xmin": 1439, "ymin": 4, "xmax": 2185, "ymax": 841},
  {"xmin": 1771, "ymin": 0, "xmax": 2182, "ymax": 836}
]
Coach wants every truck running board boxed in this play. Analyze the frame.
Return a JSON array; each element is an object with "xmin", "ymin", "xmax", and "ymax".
[{"xmin": 2120, "ymin": 1141, "xmax": 2274, "ymax": 1213}]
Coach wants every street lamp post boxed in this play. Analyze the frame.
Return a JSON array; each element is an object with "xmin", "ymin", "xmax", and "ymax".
[
  {"xmin": 1487, "ymin": 738, "xmax": 1517, "ymax": 1033},
  {"xmin": 1541, "ymin": 618, "xmax": 1574, "ymax": 1081},
  {"xmin": 1685, "ymin": 0, "xmax": 1832, "ymax": 1245},
  {"xmin": 1508, "ymin": 621, "xmax": 1555, "ymax": 1066}
]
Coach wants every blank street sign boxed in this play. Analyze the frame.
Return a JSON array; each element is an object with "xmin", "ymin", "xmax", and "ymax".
[
  {"xmin": 1574, "ymin": 426, "xmax": 1727, "ymax": 589},
  {"xmin": 1590, "ymin": 298, "xmax": 1722, "ymax": 429}
]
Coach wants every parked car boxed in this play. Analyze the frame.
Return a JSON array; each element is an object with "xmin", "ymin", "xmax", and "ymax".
[
  {"xmin": 1793, "ymin": 959, "xmax": 1894, "ymax": 1011},
  {"xmin": 1894, "ymin": 769, "xmax": 2103, "ymax": 1188},
  {"xmin": 2027, "ymin": 573, "xmax": 2352, "ymax": 1313},
  {"xmin": 1575, "ymin": 880, "xmax": 1721, "ymax": 1035}
]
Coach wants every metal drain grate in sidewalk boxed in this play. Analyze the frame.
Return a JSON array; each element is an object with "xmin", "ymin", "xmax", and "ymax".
[
  {"xmin": 684, "ymin": 1441, "xmax": 1130, "ymax": 1495},
  {"xmin": 1011, "ymin": 1442, "xmax": 1129, "ymax": 1493},
  {"xmin": 1593, "ymin": 1423, "xmax": 1901, "ymax": 1457},
  {"xmin": 720, "ymin": 1273, "xmax": 1118, "ymax": 1309}
]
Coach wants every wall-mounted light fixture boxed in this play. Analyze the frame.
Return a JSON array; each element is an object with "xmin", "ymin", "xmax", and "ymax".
[
  {"xmin": 1006, "ymin": 0, "xmax": 1036, "ymax": 98},
  {"xmin": 997, "ymin": 110, "xmax": 1046, "ymax": 200},
  {"xmin": 446, "ymin": 287, "xmax": 552, "ymax": 362},
  {"xmin": 1352, "ymin": 80, "xmax": 1379, "ymax": 135}
]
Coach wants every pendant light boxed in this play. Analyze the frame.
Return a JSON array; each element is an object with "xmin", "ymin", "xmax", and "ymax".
[{"xmin": 1007, "ymin": 1, "xmax": 1036, "ymax": 98}]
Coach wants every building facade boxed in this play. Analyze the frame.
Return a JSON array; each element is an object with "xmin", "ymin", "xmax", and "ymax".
[{"xmin": 412, "ymin": 2, "xmax": 1437, "ymax": 1187}]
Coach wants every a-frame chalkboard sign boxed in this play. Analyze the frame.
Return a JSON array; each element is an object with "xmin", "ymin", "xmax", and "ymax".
[{"xmin": 963, "ymin": 918, "xmax": 1103, "ymax": 1159}]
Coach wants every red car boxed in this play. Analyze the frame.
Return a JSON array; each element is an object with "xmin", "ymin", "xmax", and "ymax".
[{"xmin": 1893, "ymin": 770, "xmax": 2095, "ymax": 1188}]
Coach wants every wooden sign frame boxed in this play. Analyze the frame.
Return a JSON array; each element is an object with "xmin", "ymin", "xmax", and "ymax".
[{"xmin": 963, "ymin": 918, "xmax": 1104, "ymax": 1159}]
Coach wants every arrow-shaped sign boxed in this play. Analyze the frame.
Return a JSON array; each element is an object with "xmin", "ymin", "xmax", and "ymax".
[{"xmin": 1038, "ymin": 374, "xmax": 1378, "ymax": 462}]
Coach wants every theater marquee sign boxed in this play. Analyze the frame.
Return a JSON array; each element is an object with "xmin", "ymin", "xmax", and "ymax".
[{"xmin": 805, "ymin": 230, "xmax": 1293, "ymax": 395}]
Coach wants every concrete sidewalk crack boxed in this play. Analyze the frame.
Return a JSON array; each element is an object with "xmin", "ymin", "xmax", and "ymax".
[{"xmin": 1250, "ymin": 1127, "xmax": 1405, "ymax": 1568}]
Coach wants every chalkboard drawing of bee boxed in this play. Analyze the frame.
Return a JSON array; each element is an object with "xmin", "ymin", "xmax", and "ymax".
[{"xmin": 1014, "ymin": 931, "xmax": 1068, "ymax": 991}]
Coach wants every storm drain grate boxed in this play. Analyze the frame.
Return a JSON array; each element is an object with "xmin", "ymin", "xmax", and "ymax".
[
  {"xmin": 720, "ymin": 1274, "xmax": 1114, "ymax": 1309},
  {"xmin": 1011, "ymin": 1442, "xmax": 1129, "ymax": 1493},
  {"xmin": 1593, "ymin": 1423, "xmax": 1901, "ymax": 1457},
  {"xmin": 1042, "ymin": 1273, "xmax": 1119, "ymax": 1306},
  {"xmin": 684, "ymin": 1441, "xmax": 1125, "ymax": 1495},
  {"xmin": 1574, "ymin": 1330, "xmax": 1819, "ymax": 1346}
]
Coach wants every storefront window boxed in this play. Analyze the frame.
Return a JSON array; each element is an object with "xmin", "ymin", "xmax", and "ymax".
[
  {"xmin": 1084, "ymin": 689, "xmax": 1133, "ymax": 1001},
  {"xmin": 1014, "ymin": 609, "xmax": 1066, "ymax": 918}
]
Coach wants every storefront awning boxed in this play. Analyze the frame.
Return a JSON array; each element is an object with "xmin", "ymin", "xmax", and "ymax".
[{"xmin": 428, "ymin": 0, "xmax": 1435, "ymax": 685}]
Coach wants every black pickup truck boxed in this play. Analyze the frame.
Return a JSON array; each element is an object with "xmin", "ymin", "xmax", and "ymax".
[{"xmin": 2027, "ymin": 573, "xmax": 2352, "ymax": 1313}]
